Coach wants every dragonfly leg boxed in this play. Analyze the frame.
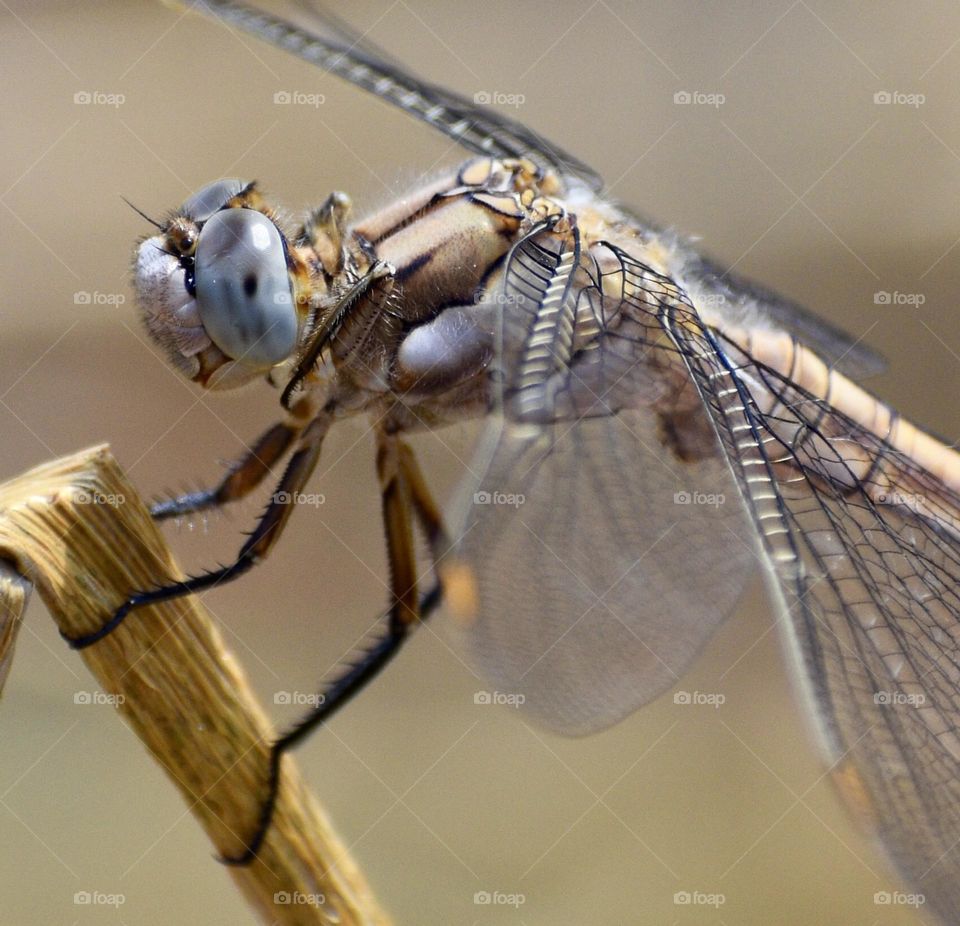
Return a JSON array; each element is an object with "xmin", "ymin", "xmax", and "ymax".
[
  {"xmin": 220, "ymin": 433, "xmax": 448, "ymax": 865},
  {"xmin": 150, "ymin": 418, "xmax": 301, "ymax": 521},
  {"xmin": 281, "ymin": 259, "xmax": 394, "ymax": 410},
  {"xmin": 62, "ymin": 410, "xmax": 332, "ymax": 649},
  {"xmin": 397, "ymin": 439, "xmax": 452, "ymax": 564}
]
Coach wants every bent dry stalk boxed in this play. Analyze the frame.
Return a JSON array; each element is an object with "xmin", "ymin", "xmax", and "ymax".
[{"xmin": 0, "ymin": 445, "xmax": 388, "ymax": 925}]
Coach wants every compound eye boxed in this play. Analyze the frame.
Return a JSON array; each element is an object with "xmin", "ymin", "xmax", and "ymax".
[
  {"xmin": 194, "ymin": 208, "xmax": 297, "ymax": 368},
  {"xmin": 180, "ymin": 178, "xmax": 247, "ymax": 222}
]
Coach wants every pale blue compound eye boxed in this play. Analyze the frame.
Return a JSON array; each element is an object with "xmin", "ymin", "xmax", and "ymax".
[
  {"xmin": 194, "ymin": 209, "xmax": 298, "ymax": 367},
  {"xmin": 180, "ymin": 178, "xmax": 247, "ymax": 223}
]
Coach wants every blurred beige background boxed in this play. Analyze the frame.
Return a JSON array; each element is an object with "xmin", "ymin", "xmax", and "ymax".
[{"xmin": 2, "ymin": 2, "xmax": 959, "ymax": 923}]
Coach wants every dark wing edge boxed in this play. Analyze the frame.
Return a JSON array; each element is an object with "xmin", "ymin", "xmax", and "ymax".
[
  {"xmin": 681, "ymin": 245, "xmax": 888, "ymax": 380},
  {"xmin": 189, "ymin": 0, "xmax": 604, "ymax": 191},
  {"xmin": 614, "ymin": 204, "xmax": 888, "ymax": 381},
  {"xmin": 663, "ymin": 291, "xmax": 960, "ymax": 922}
]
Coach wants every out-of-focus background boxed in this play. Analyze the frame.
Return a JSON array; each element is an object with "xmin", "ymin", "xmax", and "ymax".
[{"xmin": 1, "ymin": 2, "xmax": 958, "ymax": 923}]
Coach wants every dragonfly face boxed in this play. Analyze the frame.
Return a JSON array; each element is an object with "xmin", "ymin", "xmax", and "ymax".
[
  {"xmin": 135, "ymin": 179, "xmax": 302, "ymax": 389},
  {"xmin": 70, "ymin": 0, "xmax": 960, "ymax": 919}
]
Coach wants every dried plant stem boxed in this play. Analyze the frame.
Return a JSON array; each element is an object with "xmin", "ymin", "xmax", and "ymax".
[{"xmin": 0, "ymin": 445, "xmax": 389, "ymax": 926}]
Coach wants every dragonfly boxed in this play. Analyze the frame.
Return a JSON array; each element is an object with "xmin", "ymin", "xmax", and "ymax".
[{"xmin": 63, "ymin": 0, "xmax": 960, "ymax": 917}]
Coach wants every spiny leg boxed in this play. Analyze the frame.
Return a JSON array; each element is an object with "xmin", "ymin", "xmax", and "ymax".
[
  {"xmin": 151, "ymin": 398, "xmax": 317, "ymax": 521},
  {"xmin": 62, "ymin": 412, "xmax": 332, "ymax": 650},
  {"xmin": 150, "ymin": 421, "xmax": 295, "ymax": 520},
  {"xmin": 221, "ymin": 434, "xmax": 448, "ymax": 865}
]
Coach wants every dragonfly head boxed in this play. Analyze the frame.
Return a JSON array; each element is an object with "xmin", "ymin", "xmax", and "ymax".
[{"xmin": 133, "ymin": 179, "xmax": 303, "ymax": 390}]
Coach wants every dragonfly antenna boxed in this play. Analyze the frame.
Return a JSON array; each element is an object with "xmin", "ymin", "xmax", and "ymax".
[{"xmin": 121, "ymin": 195, "xmax": 163, "ymax": 230}]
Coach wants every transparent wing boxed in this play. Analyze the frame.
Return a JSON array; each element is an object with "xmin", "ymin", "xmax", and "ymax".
[
  {"xmin": 677, "ymin": 245, "xmax": 888, "ymax": 380},
  {"xmin": 448, "ymin": 223, "xmax": 756, "ymax": 735},
  {"xmin": 454, "ymin": 226, "xmax": 960, "ymax": 914},
  {"xmin": 665, "ymin": 290, "xmax": 960, "ymax": 920},
  {"xmin": 190, "ymin": 1, "xmax": 603, "ymax": 190},
  {"xmin": 616, "ymin": 205, "xmax": 887, "ymax": 379}
]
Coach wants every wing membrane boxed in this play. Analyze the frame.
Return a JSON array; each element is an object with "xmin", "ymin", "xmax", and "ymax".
[
  {"xmin": 449, "ymin": 224, "xmax": 756, "ymax": 735},
  {"xmin": 666, "ymin": 292, "xmax": 960, "ymax": 920},
  {"xmin": 451, "ymin": 411, "xmax": 755, "ymax": 736},
  {"xmin": 677, "ymin": 245, "xmax": 888, "ymax": 380},
  {"xmin": 616, "ymin": 205, "xmax": 888, "ymax": 379},
  {"xmin": 457, "ymin": 224, "xmax": 960, "ymax": 914}
]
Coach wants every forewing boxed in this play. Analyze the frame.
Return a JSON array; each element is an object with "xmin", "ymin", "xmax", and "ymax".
[
  {"xmin": 616, "ymin": 206, "xmax": 887, "ymax": 379},
  {"xmin": 448, "ymin": 224, "xmax": 756, "ymax": 735},
  {"xmin": 678, "ymin": 246, "xmax": 888, "ymax": 380},
  {"xmin": 191, "ymin": 1, "xmax": 603, "ymax": 191},
  {"xmin": 666, "ymin": 297, "xmax": 960, "ymax": 920}
]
